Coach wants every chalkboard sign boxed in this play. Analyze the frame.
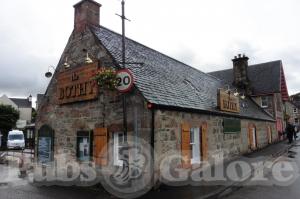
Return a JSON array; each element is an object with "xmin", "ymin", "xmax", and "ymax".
[
  {"xmin": 37, "ymin": 125, "xmax": 54, "ymax": 163},
  {"xmin": 38, "ymin": 137, "xmax": 52, "ymax": 163},
  {"xmin": 223, "ymin": 118, "xmax": 241, "ymax": 134}
]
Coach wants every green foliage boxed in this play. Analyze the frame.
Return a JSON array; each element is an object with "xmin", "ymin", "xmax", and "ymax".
[
  {"xmin": 93, "ymin": 68, "xmax": 118, "ymax": 90},
  {"xmin": 32, "ymin": 107, "xmax": 37, "ymax": 122},
  {"xmin": 0, "ymin": 104, "xmax": 19, "ymax": 134}
]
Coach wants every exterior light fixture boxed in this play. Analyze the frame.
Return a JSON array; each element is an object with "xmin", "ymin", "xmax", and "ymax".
[
  {"xmin": 85, "ymin": 52, "xmax": 93, "ymax": 64},
  {"xmin": 64, "ymin": 57, "xmax": 70, "ymax": 68},
  {"xmin": 233, "ymin": 89, "xmax": 239, "ymax": 97},
  {"xmin": 240, "ymin": 93, "xmax": 246, "ymax": 100},
  {"xmin": 45, "ymin": 66, "xmax": 56, "ymax": 78},
  {"xmin": 225, "ymin": 85, "xmax": 231, "ymax": 94}
]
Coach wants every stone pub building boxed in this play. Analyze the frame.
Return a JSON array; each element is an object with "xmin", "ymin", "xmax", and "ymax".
[{"xmin": 36, "ymin": 0, "xmax": 277, "ymax": 190}]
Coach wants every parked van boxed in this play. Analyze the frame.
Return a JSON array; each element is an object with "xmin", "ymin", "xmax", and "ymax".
[{"xmin": 7, "ymin": 130, "xmax": 25, "ymax": 150}]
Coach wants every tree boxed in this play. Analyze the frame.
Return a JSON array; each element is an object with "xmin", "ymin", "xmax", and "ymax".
[
  {"xmin": 31, "ymin": 107, "xmax": 37, "ymax": 123},
  {"xmin": 0, "ymin": 105, "xmax": 19, "ymax": 144}
]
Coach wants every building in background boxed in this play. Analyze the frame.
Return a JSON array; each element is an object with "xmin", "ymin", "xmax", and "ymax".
[
  {"xmin": 290, "ymin": 93, "xmax": 300, "ymax": 128},
  {"xmin": 0, "ymin": 94, "xmax": 33, "ymax": 128},
  {"xmin": 209, "ymin": 58, "xmax": 289, "ymax": 139}
]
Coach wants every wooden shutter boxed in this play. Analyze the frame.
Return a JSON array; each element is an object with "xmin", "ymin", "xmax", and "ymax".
[
  {"xmin": 93, "ymin": 128, "xmax": 108, "ymax": 166},
  {"xmin": 248, "ymin": 125, "xmax": 256, "ymax": 150},
  {"xmin": 181, "ymin": 123, "xmax": 191, "ymax": 168},
  {"xmin": 201, "ymin": 123, "xmax": 208, "ymax": 161},
  {"xmin": 267, "ymin": 126, "xmax": 272, "ymax": 144}
]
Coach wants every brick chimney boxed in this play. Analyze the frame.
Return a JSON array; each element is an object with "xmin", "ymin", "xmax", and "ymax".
[
  {"xmin": 74, "ymin": 0, "xmax": 101, "ymax": 33},
  {"xmin": 232, "ymin": 54, "xmax": 252, "ymax": 94}
]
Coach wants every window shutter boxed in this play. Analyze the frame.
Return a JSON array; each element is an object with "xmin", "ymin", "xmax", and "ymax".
[
  {"xmin": 181, "ymin": 123, "xmax": 191, "ymax": 168},
  {"xmin": 267, "ymin": 126, "xmax": 272, "ymax": 144},
  {"xmin": 248, "ymin": 126, "xmax": 255, "ymax": 150},
  {"xmin": 201, "ymin": 124, "xmax": 208, "ymax": 161},
  {"xmin": 93, "ymin": 128, "xmax": 108, "ymax": 166}
]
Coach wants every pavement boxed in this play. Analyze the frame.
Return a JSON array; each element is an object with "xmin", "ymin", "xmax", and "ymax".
[
  {"xmin": 222, "ymin": 140, "xmax": 300, "ymax": 199},
  {"xmin": 0, "ymin": 141, "xmax": 295, "ymax": 199}
]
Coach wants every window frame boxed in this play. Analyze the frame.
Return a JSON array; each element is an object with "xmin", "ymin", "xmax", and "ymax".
[
  {"xmin": 261, "ymin": 96, "xmax": 268, "ymax": 108},
  {"xmin": 76, "ymin": 130, "xmax": 93, "ymax": 162},
  {"xmin": 190, "ymin": 127, "xmax": 201, "ymax": 164},
  {"xmin": 113, "ymin": 132, "xmax": 125, "ymax": 166},
  {"xmin": 293, "ymin": 108, "xmax": 298, "ymax": 114}
]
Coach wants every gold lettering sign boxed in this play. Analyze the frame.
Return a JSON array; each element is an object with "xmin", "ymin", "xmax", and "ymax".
[
  {"xmin": 217, "ymin": 89, "xmax": 240, "ymax": 113},
  {"xmin": 57, "ymin": 63, "xmax": 98, "ymax": 104}
]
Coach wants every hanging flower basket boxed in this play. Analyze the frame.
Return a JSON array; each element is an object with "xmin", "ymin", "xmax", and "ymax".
[{"xmin": 93, "ymin": 68, "xmax": 118, "ymax": 90}]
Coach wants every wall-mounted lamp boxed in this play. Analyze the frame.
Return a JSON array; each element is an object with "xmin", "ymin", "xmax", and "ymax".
[
  {"xmin": 45, "ymin": 66, "xmax": 56, "ymax": 78},
  {"xmin": 240, "ymin": 93, "xmax": 246, "ymax": 100},
  {"xmin": 85, "ymin": 52, "xmax": 93, "ymax": 64},
  {"xmin": 233, "ymin": 89, "xmax": 239, "ymax": 97},
  {"xmin": 64, "ymin": 57, "xmax": 70, "ymax": 68}
]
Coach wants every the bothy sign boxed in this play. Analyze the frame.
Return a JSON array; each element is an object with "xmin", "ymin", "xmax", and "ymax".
[
  {"xmin": 57, "ymin": 63, "xmax": 98, "ymax": 104},
  {"xmin": 217, "ymin": 89, "xmax": 240, "ymax": 113}
]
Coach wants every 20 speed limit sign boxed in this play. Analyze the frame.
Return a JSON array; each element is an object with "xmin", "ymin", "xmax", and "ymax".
[{"xmin": 116, "ymin": 69, "xmax": 134, "ymax": 93}]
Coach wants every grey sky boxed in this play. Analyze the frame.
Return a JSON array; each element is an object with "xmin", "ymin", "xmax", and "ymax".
[{"xmin": 0, "ymin": 0, "xmax": 299, "ymax": 106}]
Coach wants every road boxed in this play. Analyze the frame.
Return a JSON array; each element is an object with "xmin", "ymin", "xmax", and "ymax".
[
  {"xmin": 222, "ymin": 143, "xmax": 300, "ymax": 199},
  {"xmin": 0, "ymin": 143, "xmax": 299, "ymax": 199}
]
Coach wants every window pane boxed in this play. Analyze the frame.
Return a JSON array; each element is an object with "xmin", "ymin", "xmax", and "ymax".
[{"xmin": 190, "ymin": 128, "xmax": 194, "ymax": 144}]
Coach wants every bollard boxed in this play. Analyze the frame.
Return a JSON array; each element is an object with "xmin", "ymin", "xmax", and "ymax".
[{"xmin": 19, "ymin": 150, "xmax": 27, "ymax": 178}]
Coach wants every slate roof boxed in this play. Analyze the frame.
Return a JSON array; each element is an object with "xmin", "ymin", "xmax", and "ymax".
[
  {"xmin": 10, "ymin": 98, "xmax": 31, "ymax": 108},
  {"xmin": 91, "ymin": 26, "xmax": 274, "ymax": 121},
  {"xmin": 208, "ymin": 60, "xmax": 282, "ymax": 95}
]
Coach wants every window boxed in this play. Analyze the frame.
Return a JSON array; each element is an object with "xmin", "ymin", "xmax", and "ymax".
[
  {"xmin": 76, "ymin": 131, "xmax": 93, "ymax": 162},
  {"xmin": 190, "ymin": 128, "xmax": 201, "ymax": 164},
  {"xmin": 293, "ymin": 108, "xmax": 298, "ymax": 113},
  {"xmin": 295, "ymin": 118, "xmax": 299, "ymax": 124},
  {"xmin": 114, "ymin": 132, "xmax": 125, "ymax": 166},
  {"xmin": 261, "ymin": 96, "xmax": 268, "ymax": 108}
]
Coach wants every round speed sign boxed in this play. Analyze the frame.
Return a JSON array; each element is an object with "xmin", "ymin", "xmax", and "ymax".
[{"xmin": 116, "ymin": 69, "xmax": 134, "ymax": 93}]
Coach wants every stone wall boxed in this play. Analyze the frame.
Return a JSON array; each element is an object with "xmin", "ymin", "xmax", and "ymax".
[
  {"xmin": 36, "ymin": 28, "xmax": 152, "ymax": 160},
  {"xmin": 154, "ymin": 109, "xmax": 276, "ymax": 171}
]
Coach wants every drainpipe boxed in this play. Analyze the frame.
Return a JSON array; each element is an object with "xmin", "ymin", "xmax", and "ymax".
[{"xmin": 151, "ymin": 109, "xmax": 155, "ymax": 188}]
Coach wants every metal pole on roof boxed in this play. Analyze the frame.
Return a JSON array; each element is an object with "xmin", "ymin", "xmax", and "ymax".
[
  {"xmin": 120, "ymin": 0, "xmax": 128, "ymax": 139},
  {"xmin": 116, "ymin": 0, "xmax": 142, "ymax": 140},
  {"xmin": 122, "ymin": 0, "xmax": 126, "ymax": 69}
]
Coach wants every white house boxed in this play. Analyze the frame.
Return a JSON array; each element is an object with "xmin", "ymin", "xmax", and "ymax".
[{"xmin": 0, "ymin": 94, "xmax": 32, "ymax": 128}]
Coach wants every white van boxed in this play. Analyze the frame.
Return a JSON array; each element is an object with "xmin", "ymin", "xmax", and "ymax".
[{"xmin": 7, "ymin": 130, "xmax": 25, "ymax": 150}]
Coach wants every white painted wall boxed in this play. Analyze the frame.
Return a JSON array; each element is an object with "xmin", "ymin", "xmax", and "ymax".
[{"xmin": 0, "ymin": 95, "xmax": 18, "ymax": 109}]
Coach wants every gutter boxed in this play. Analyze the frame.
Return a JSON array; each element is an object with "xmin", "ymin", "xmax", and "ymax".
[{"xmin": 149, "ymin": 104, "xmax": 276, "ymax": 123}]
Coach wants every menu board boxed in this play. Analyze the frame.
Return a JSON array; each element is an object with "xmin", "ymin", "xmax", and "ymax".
[{"xmin": 38, "ymin": 137, "xmax": 52, "ymax": 163}]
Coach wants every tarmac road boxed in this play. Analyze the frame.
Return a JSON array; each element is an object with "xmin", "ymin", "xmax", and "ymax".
[
  {"xmin": 0, "ymin": 142, "xmax": 298, "ymax": 199},
  {"xmin": 222, "ymin": 142, "xmax": 300, "ymax": 199}
]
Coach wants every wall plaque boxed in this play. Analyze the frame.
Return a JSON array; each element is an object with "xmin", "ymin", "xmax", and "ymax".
[
  {"xmin": 223, "ymin": 118, "xmax": 241, "ymax": 134},
  {"xmin": 218, "ymin": 89, "xmax": 240, "ymax": 113},
  {"xmin": 57, "ymin": 63, "xmax": 98, "ymax": 104}
]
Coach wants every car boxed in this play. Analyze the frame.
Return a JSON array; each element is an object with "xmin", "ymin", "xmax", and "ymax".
[{"xmin": 7, "ymin": 130, "xmax": 25, "ymax": 150}]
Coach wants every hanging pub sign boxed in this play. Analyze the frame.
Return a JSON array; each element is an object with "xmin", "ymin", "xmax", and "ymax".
[
  {"xmin": 116, "ymin": 69, "xmax": 134, "ymax": 93},
  {"xmin": 217, "ymin": 89, "xmax": 240, "ymax": 113},
  {"xmin": 57, "ymin": 63, "xmax": 98, "ymax": 104}
]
